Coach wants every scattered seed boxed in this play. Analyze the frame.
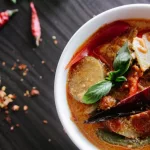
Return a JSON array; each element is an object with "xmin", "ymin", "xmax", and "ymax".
[
  {"xmin": 5, "ymin": 110, "xmax": 9, "ymax": 114},
  {"xmin": 2, "ymin": 86, "xmax": 6, "ymax": 91},
  {"xmin": 52, "ymin": 35, "xmax": 56, "ymax": 40},
  {"xmin": 41, "ymin": 60, "xmax": 45, "ymax": 64},
  {"xmin": 5, "ymin": 116, "xmax": 11, "ymax": 124},
  {"xmin": 16, "ymin": 124, "xmax": 20, "ymax": 127},
  {"xmin": 2, "ymin": 62, "xmax": 6, "ymax": 66},
  {"xmin": 10, "ymin": 126, "xmax": 14, "ymax": 131},
  {"xmin": 24, "ymin": 90, "xmax": 30, "ymax": 97},
  {"xmin": 20, "ymin": 78, "xmax": 24, "ymax": 82},
  {"xmin": 23, "ymin": 105, "xmax": 28, "ymax": 111},
  {"xmin": 54, "ymin": 40, "xmax": 58, "ymax": 45},
  {"xmin": 39, "ymin": 76, "xmax": 42, "ymax": 79},
  {"xmin": 30, "ymin": 89, "xmax": 40, "ymax": 96},
  {"xmin": 48, "ymin": 139, "xmax": 51, "ymax": 142},
  {"xmin": 43, "ymin": 120, "xmax": 48, "ymax": 124},
  {"xmin": 11, "ymin": 63, "xmax": 17, "ymax": 71},
  {"xmin": 16, "ymin": 59, "xmax": 20, "ymax": 62},
  {"xmin": 12, "ymin": 105, "xmax": 20, "ymax": 111}
]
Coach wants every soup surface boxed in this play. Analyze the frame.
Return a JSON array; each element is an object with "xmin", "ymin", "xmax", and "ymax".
[{"xmin": 67, "ymin": 19, "xmax": 150, "ymax": 150}]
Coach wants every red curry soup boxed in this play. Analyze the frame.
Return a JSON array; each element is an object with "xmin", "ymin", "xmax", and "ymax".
[{"xmin": 66, "ymin": 19, "xmax": 150, "ymax": 150}]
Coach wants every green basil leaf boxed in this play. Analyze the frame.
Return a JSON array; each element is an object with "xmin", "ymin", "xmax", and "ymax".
[
  {"xmin": 11, "ymin": 0, "xmax": 17, "ymax": 4},
  {"xmin": 106, "ymin": 70, "xmax": 120, "ymax": 81},
  {"xmin": 115, "ymin": 76, "xmax": 127, "ymax": 82},
  {"xmin": 113, "ymin": 42, "xmax": 131, "ymax": 76},
  {"xmin": 82, "ymin": 80, "xmax": 112, "ymax": 104}
]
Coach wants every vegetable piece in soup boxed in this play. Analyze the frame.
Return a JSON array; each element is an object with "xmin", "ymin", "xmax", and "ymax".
[{"xmin": 68, "ymin": 56, "xmax": 104, "ymax": 103}]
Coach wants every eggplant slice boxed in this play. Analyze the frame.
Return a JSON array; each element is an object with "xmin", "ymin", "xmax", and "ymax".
[{"xmin": 68, "ymin": 56, "xmax": 104, "ymax": 103}]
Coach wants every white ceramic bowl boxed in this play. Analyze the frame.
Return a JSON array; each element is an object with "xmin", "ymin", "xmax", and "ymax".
[{"xmin": 54, "ymin": 4, "xmax": 150, "ymax": 150}]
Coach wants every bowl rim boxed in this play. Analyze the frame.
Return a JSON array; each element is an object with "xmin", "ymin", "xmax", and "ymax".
[{"xmin": 54, "ymin": 4, "xmax": 150, "ymax": 150}]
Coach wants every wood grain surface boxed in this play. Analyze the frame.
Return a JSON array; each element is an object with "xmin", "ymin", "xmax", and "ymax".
[{"xmin": 0, "ymin": 0, "xmax": 149, "ymax": 150}]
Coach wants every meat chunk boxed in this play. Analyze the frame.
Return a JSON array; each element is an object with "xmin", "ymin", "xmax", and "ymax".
[
  {"xmin": 104, "ymin": 110, "xmax": 150, "ymax": 138},
  {"xmin": 131, "ymin": 110, "xmax": 150, "ymax": 137},
  {"xmin": 99, "ymin": 96, "xmax": 116, "ymax": 110},
  {"xmin": 68, "ymin": 56, "xmax": 104, "ymax": 103}
]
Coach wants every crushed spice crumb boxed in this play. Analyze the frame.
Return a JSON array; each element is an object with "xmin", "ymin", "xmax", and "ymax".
[
  {"xmin": 23, "ymin": 69, "xmax": 29, "ymax": 76},
  {"xmin": 10, "ymin": 126, "xmax": 14, "ymax": 131},
  {"xmin": 23, "ymin": 105, "xmax": 28, "ymax": 111},
  {"xmin": 20, "ymin": 78, "xmax": 24, "ymax": 82},
  {"xmin": 18, "ymin": 64, "xmax": 27, "ymax": 70},
  {"xmin": 48, "ymin": 139, "xmax": 51, "ymax": 142},
  {"xmin": 5, "ymin": 116, "xmax": 11, "ymax": 124},
  {"xmin": 30, "ymin": 89, "xmax": 40, "ymax": 96},
  {"xmin": 54, "ymin": 40, "xmax": 58, "ymax": 45},
  {"xmin": 43, "ymin": 120, "xmax": 48, "ymax": 124},
  {"xmin": 2, "ymin": 62, "xmax": 6, "ymax": 66},
  {"xmin": 24, "ymin": 90, "xmax": 30, "ymax": 97},
  {"xmin": 11, "ymin": 63, "xmax": 17, "ymax": 71},
  {"xmin": 39, "ymin": 76, "xmax": 42, "ymax": 79},
  {"xmin": 2, "ymin": 86, "xmax": 6, "ymax": 91},
  {"xmin": 41, "ymin": 60, "xmax": 45, "ymax": 64},
  {"xmin": 16, "ymin": 124, "xmax": 20, "ymax": 127},
  {"xmin": 0, "ymin": 87, "xmax": 15, "ymax": 108},
  {"xmin": 16, "ymin": 59, "xmax": 20, "ymax": 62},
  {"xmin": 12, "ymin": 105, "xmax": 20, "ymax": 111},
  {"xmin": 5, "ymin": 110, "xmax": 9, "ymax": 114},
  {"xmin": 52, "ymin": 35, "xmax": 56, "ymax": 40}
]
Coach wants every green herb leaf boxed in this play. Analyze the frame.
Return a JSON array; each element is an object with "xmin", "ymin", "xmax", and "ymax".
[
  {"xmin": 115, "ymin": 76, "xmax": 127, "ymax": 82},
  {"xmin": 83, "ymin": 80, "xmax": 112, "ymax": 104},
  {"xmin": 83, "ymin": 42, "xmax": 131, "ymax": 104},
  {"xmin": 106, "ymin": 70, "xmax": 120, "ymax": 81},
  {"xmin": 11, "ymin": 0, "xmax": 17, "ymax": 4},
  {"xmin": 113, "ymin": 42, "xmax": 131, "ymax": 76}
]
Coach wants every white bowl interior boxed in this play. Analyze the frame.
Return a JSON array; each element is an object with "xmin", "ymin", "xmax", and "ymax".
[{"xmin": 54, "ymin": 4, "xmax": 150, "ymax": 150}]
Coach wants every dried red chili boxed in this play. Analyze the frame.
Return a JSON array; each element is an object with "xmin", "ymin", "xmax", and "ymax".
[
  {"xmin": 30, "ymin": 2, "xmax": 41, "ymax": 46},
  {"xmin": 0, "ymin": 9, "xmax": 18, "ymax": 28},
  {"xmin": 66, "ymin": 21, "xmax": 130, "ymax": 69}
]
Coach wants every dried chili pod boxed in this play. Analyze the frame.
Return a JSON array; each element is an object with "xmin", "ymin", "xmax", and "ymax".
[
  {"xmin": 85, "ymin": 86, "xmax": 150, "ymax": 123},
  {"xmin": 66, "ymin": 21, "xmax": 130, "ymax": 69},
  {"xmin": 30, "ymin": 2, "xmax": 41, "ymax": 46},
  {"xmin": 0, "ymin": 9, "xmax": 18, "ymax": 28}
]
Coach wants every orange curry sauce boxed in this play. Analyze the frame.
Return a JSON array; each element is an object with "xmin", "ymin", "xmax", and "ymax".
[{"xmin": 67, "ymin": 19, "xmax": 150, "ymax": 150}]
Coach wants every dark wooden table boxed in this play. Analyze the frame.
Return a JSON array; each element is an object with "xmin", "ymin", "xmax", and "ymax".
[{"xmin": 0, "ymin": 0, "xmax": 149, "ymax": 150}]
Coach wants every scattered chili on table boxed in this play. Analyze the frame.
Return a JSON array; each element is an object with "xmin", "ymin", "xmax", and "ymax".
[
  {"xmin": 0, "ymin": 9, "xmax": 18, "ymax": 28},
  {"xmin": 30, "ymin": 2, "xmax": 41, "ymax": 47}
]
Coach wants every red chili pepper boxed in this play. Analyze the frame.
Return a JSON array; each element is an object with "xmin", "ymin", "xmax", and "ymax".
[
  {"xmin": 66, "ymin": 21, "xmax": 130, "ymax": 69},
  {"xmin": 89, "ymin": 46, "xmax": 113, "ymax": 70},
  {"xmin": 30, "ymin": 2, "xmax": 41, "ymax": 47},
  {"xmin": 137, "ymin": 29, "xmax": 150, "ymax": 38},
  {"xmin": 0, "ymin": 9, "xmax": 18, "ymax": 28}
]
